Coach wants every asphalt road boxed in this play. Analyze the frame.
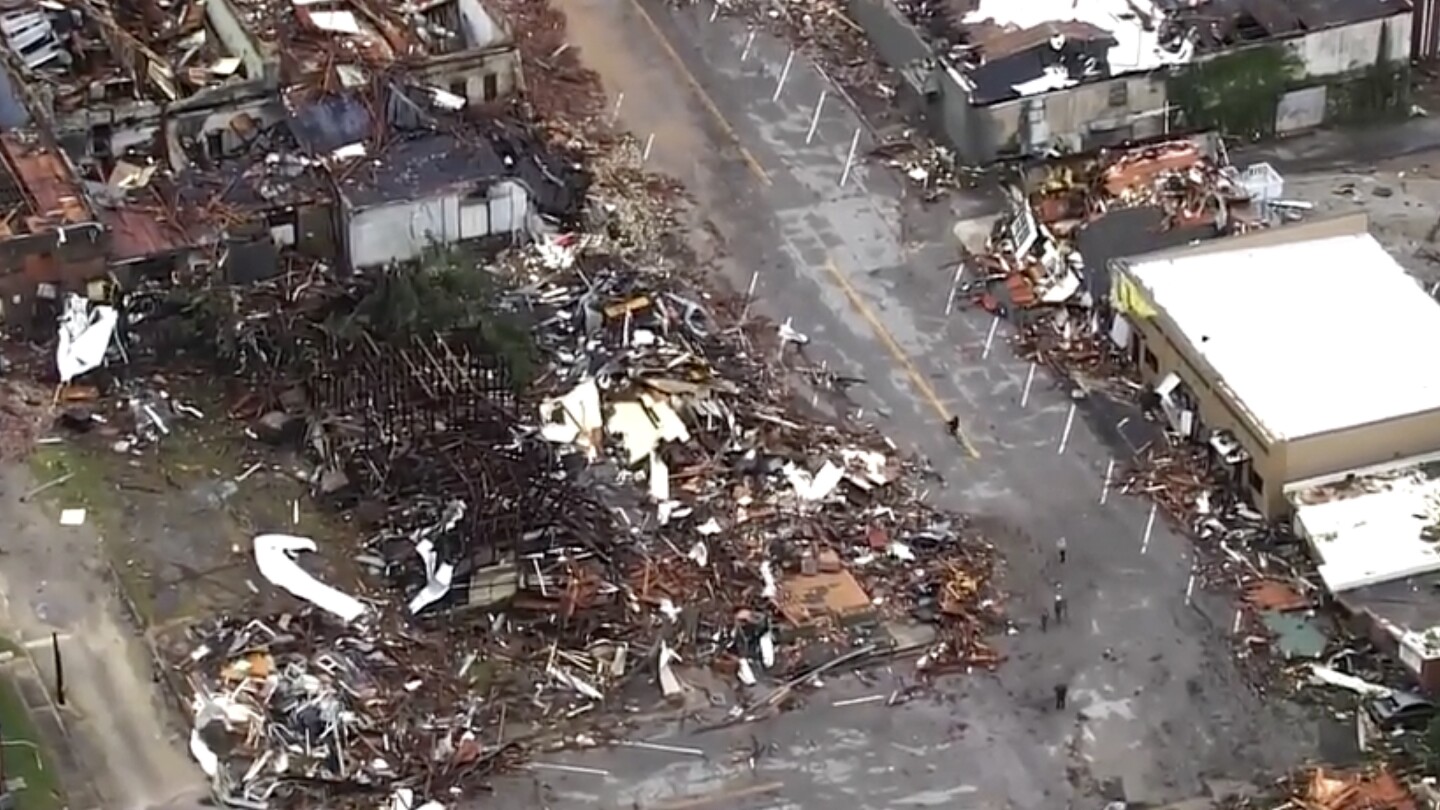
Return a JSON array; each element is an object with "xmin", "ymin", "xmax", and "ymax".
[{"xmin": 481, "ymin": 2, "xmax": 1329, "ymax": 808}]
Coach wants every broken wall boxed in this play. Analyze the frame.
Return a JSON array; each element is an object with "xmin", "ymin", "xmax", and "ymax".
[
  {"xmin": 843, "ymin": 0, "xmax": 927, "ymax": 91},
  {"xmin": 346, "ymin": 180, "xmax": 530, "ymax": 267},
  {"xmin": 294, "ymin": 201, "xmax": 338, "ymax": 258},
  {"xmin": 455, "ymin": 0, "xmax": 506, "ymax": 49},
  {"xmin": 347, "ymin": 196, "xmax": 445, "ymax": 268},
  {"xmin": 983, "ymin": 73, "xmax": 1169, "ymax": 155},
  {"xmin": 205, "ymin": 0, "xmax": 275, "ymax": 85},
  {"xmin": 1416, "ymin": 0, "xmax": 1440, "ymax": 61},
  {"xmin": 930, "ymin": 68, "xmax": 1000, "ymax": 163},
  {"xmin": 1119, "ymin": 294, "xmax": 1285, "ymax": 514},
  {"xmin": 1289, "ymin": 14, "xmax": 1412, "ymax": 78},
  {"xmin": 0, "ymin": 230, "xmax": 107, "ymax": 330},
  {"xmin": 51, "ymin": 100, "xmax": 163, "ymax": 158},
  {"xmin": 413, "ymin": 45, "xmax": 522, "ymax": 106},
  {"xmin": 842, "ymin": 0, "xmax": 1001, "ymax": 163},
  {"xmin": 167, "ymin": 96, "xmax": 284, "ymax": 166}
]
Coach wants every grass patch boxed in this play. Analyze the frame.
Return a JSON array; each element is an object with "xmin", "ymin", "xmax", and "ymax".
[
  {"xmin": 26, "ymin": 442, "xmax": 155, "ymax": 624},
  {"xmin": 25, "ymin": 409, "xmax": 360, "ymax": 626},
  {"xmin": 0, "ymin": 668, "xmax": 63, "ymax": 810},
  {"xmin": 25, "ymin": 443, "xmax": 124, "ymax": 530}
]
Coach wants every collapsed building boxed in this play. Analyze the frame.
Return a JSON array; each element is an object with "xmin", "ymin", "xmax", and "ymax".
[
  {"xmin": 0, "ymin": 0, "xmax": 578, "ymax": 327},
  {"xmin": 121, "ymin": 228, "xmax": 1003, "ymax": 808},
  {"xmin": 4, "ymin": 0, "xmax": 522, "ymax": 155},
  {"xmin": 850, "ymin": 0, "xmax": 1413, "ymax": 161},
  {"xmin": 0, "ymin": 112, "xmax": 109, "ymax": 323}
]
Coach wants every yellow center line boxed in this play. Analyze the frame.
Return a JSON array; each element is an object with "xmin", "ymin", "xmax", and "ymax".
[
  {"xmin": 619, "ymin": 1, "xmax": 971, "ymax": 457},
  {"xmin": 822, "ymin": 255, "xmax": 981, "ymax": 459},
  {"xmin": 624, "ymin": 0, "xmax": 774, "ymax": 187}
]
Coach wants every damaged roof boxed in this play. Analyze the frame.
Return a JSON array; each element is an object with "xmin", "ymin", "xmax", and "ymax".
[
  {"xmin": 1154, "ymin": 0, "xmax": 1411, "ymax": 48},
  {"xmin": 0, "ymin": 0, "xmax": 258, "ymax": 113},
  {"xmin": 225, "ymin": 0, "xmax": 512, "ymax": 78},
  {"xmin": 945, "ymin": 0, "xmax": 1408, "ymax": 104},
  {"xmin": 1290, "ymin": 456, "xmax": 1440, "ymax": 594},
  {"xmin": 0, "ymin": 130, "xmax": 97, "ymax": 238},
  {"xmin": 287, "ymin": 90, "xmax": 505, "ymax": 206},
  {"xmin": 98, "ymin": 202, "xmax": 193, "ymax": 263},
  {"xmin": 948, "ymin": 0, "xmax": 1193, "ymax": 102},
  {"xmin": 336, "ymin": 130, "xmax": 507, "ymax": 207},
  {"xmin": 289, "ymin": 89, "xmax": 585, "ymax": 216}
]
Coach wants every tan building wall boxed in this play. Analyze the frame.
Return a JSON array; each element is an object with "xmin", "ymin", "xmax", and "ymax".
[
  {"xmin": 1287, "ymin": 410, "xmax": 1440, "ymax": 483},
  {"xmin": 1112, "ymin": 213, "xmax": 1440, "ymax": 518},
  {"xmin": 1123, "ymin": 300, "xmax": 1288, "ymax": 515}
]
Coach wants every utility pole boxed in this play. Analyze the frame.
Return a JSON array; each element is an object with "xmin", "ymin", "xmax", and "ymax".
[{"xmin": 52, "ymin": 633, "xmax": 64, "ymax": 707}]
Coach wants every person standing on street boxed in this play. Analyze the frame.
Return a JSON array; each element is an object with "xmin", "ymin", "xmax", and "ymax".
[
  {"xmin": 1053, "ymin": 585, "xmax": 1067, "ymax": 624},
  {"xmin": 1054, "ymin": 682, "xmax": 1068, "ymax": 710},
  {"xmin": 1056, "ymin": 536, "xmax": 1067, "ymax": 564}
]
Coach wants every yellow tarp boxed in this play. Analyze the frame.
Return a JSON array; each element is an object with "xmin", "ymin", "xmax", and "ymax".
[{"xmin": 1112, "ymin": 274, "xmax": 1157, "ymax": 319}]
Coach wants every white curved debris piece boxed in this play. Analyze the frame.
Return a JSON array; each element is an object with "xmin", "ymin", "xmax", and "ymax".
[
  {"xmin": 190, "ymin": 694, "xmax": 252, "ymax": 778},
  {"xmin": 252, "ymin": 534, "xmax": 366, "ymax": 623},
  {"xmin": 408, "ymin": 538, "xmax": 454, "ymax": 614},
  {"xmin": 1308, "ymin": 663, "xmax": 1391, "ymax": 698},
  {"xmin": 56, "ymin": 294, "xmax": 119, "ymax": 383},
  {"xmin": 189, "ymin": 728, "xmax": 219, "ymax": 777}
]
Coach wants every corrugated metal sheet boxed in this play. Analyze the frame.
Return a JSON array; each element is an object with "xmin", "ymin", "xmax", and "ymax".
[
  {"xmin": 100, "ymin": 205, "xmax": 192, "ymax": 263},
  {"xmin": 0, "ymin": 133, "xmax": 91, "ymax": 227},
  {"xmin": 1415, "ymin": 0, "xmax": 1440, "ymax": 61}
]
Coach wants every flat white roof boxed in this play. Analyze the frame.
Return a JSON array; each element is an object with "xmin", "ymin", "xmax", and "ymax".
[
  {"xmin": 1127, "ymin": 232, "xmax": 1440, "ymax": 442},
  {"xmin": 1292, "ymin": 464, "xmax": 1440, "ymax": 593}
]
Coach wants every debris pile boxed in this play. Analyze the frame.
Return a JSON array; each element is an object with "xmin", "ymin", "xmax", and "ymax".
[
  {"xmin": 1290, "ymin": 766, "xmax": 1417, "ymax": 810},
  {"xmin": 951, "ymin": 139, "xmax": 1305, "ymax": 598},
  {"xmin": 148, "ymin": 183, "xmax": 1000, "ymax": 808},
  {"xmin": 1118, "ymin": 443, "xmax": 1334, "ymax": 686},
  {"xmin": 8, "ymin": 0, "xmax": 999, "ymax": 803},
  {"xmin": 1118, "ymin": 445, "xmax": 1316, "ymax": 590},
  {"xmin": 1118, "ymin": 445, "xmax": 1269, "ymax": 540},
  {"xmin": 674, "ymin": 0, "xmax": 969, "ymax": 193},
  {"xmin": 971, "ymin": 137, "xmax": 1261, "ymax": 328},
  {"xmin": 498, "ymin": 234, "xmax": 1004, "ymax": 668},
  {"xmin": 1214, "ymin": 765, "xmax": 1422, "ymax": 810},
  {"xmin": 184, "ymin": 611, "xmax": 529, "ymax": 810},
  {"xmin": 869, "ymin": 136, "xmax": 972, "ymax": 200},
  {"xmin": 0, "ymin": 357, "xmax": 49, "ymax": 461},
  {"xmin": 692, "ymin": 0, "xmax": 892, "ymax": 99}
]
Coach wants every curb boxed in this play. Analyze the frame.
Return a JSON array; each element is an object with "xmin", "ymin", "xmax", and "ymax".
[
  {"xmin": 3, "ymin": 645, "xmax": 103, "ymax": 810},
  {"xmin": 100, "ymin": 551, "xmax": 191, "ymax": 722}
]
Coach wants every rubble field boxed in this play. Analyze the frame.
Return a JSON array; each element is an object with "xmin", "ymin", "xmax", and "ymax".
[
  {"xmin": 5, "ymin": 0, "xmax": 1440, "ymax": 800},
  {"xmin": 19, "ymin": 219, "xmax": 1009, "ymax": 810},
  {"xmin": 0, "ymin": 0, "xmax": 1007, "ymax": 804}
]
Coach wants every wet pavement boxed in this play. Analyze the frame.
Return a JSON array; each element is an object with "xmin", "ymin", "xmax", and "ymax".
[
  {"xmin": 480, "ymin": 0, "xmax": 1328, "ymax": 808},
  {"xmin": 0, "ymin": 463, "xmax": 204, "ymax": 810}
]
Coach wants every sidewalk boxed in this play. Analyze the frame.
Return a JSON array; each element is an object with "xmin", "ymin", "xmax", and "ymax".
[
  {"xmin": 0, "ymin": 645, "xmax": 100, "ymax": 810},
  {"xmin": 1231, "ymin": 114, "xmax": 1440, "ymax": 172}
]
